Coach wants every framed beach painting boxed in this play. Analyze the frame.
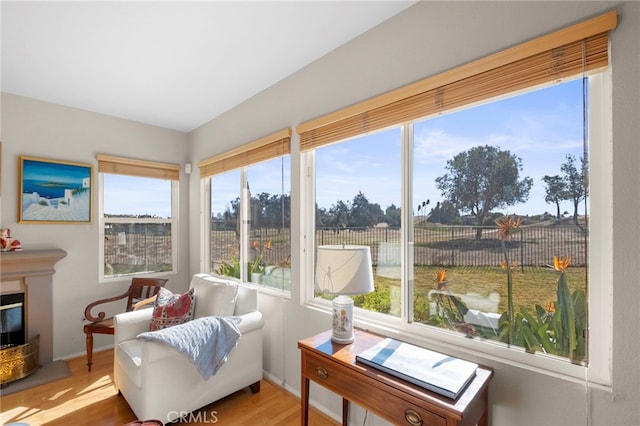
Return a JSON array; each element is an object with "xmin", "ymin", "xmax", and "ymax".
[{"xmin": 19, "ymin": 156, "xmax": 93, "ymax": 224}]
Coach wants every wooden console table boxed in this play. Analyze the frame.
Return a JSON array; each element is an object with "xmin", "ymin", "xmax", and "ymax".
[{"xmin": 299, "ymin": 329, "xmax": 493, "ymax": 426}]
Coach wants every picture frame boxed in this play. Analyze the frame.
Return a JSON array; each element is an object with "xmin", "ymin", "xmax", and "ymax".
[{"xmin": 19, "ymin": 156, "xmax": 93, "ymax": 224}]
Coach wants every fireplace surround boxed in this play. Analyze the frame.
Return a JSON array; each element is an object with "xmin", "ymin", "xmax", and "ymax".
[{"xmin": 0, "ymin": 249, "xmax": 66, "ymax": 384}]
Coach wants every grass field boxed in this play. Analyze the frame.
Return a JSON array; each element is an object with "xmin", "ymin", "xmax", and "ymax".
[
  {"xmin": 357, "ymin": 265, "xmax": 586, "ymax": 319},
  {"xmin": 412, "ymin": 265, "xmax": 585, "ymax": 314}
]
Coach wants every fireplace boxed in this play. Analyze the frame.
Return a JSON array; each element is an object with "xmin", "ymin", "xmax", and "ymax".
[
  {"xmin": 0, "ymin": 249, "xmax": 67, "ymax": 384},
  {"xmin": 1, "ymin": 292, "xmax": 26, "ymax": 347}
]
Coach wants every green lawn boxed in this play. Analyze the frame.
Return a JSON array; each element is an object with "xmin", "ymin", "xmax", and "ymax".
[
  {"xmin": 412, "ymin": 265, "xmax": 586, "ymax": 314},
  {"xmin": 363, "ymin": 265, "xmax": 587, "ymax": 317}
]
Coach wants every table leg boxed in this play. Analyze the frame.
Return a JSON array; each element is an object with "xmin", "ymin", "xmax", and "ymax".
[
  {"xmin": 85, "ymin": 330, "xmax": 93, "ymax": 372},
  {"xmin": 301, "ymin": 376, "xmax": 310, "ymax": 426},
  {"xmin": 342, "ymin": 398, "xmax": 349, "ymax": 426},
  {"xmin": 478, "ymin": 411, "xmax": 487, "ymax": 426},
  {"xmin": 478, "ymin": 388, "xmax": 489, "ymax": 426}
]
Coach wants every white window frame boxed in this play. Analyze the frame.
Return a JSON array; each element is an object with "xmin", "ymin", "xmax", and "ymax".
[
  {"xmin": 302, "ymin": 71, "xmax": 613, "ymax": 386},
  {"xmin": 203, "ymin": 160, "xmax": 292, "ymax": 299},
  {"xmin": 98, "ymin": 173, "xmax": 179, "ymax": 282}
]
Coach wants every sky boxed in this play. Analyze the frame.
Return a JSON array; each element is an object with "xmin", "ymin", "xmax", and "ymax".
[
  {"xmin": 105, "ymin": 78, "xmax": 587, "ymax": 219},
  {"xmin": 104, "ymin": 174, "xmax": 172, "ymax": 218},
  {"xmin": 316, "ymin": 78, "xmax": 587, "ymax": 217},
  {"xmin": 210, "ymin": 157, "xmax": 291, "ymax": 218}
]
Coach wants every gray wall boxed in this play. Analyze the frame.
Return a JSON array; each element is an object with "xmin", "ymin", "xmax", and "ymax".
[
  {"xmin": 0, "ymin": 94, "xmax": 192, "ymax": 358},
  {"xmin": 189, "ymin": 2, "xmax": 640, "ymax": 425}
]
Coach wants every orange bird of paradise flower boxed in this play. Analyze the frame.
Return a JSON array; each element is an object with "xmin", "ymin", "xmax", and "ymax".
[
  {"xmin": 434, "ymin": 269, "xmax": 448, "ymax": 290},
  {"xmin": 553, "ymin": 256, "xmax": 571, "ymax": 272},
  {"xmin": 545, "ymin": 300, "xmax": 556, "ymax": 314},
  {"xmin": 501, "ymin": 260, "xmax": 518, "ymax": 271}
]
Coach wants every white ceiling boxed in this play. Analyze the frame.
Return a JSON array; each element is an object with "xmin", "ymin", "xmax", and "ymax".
[{"xmin": 1, "ymin": 1, "xmax": 414, "ymax": 133}]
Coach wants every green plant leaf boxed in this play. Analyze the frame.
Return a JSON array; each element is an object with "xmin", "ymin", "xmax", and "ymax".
[
  {"xmin": 521, "ymin": 324, "xmax": 541, "ymax": 353},
  {"xmin": 556, "ymin": 272, "xmax": 577, "ymax": 358}
]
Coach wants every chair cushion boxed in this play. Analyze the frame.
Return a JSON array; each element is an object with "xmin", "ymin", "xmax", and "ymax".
[
  {"xmin": 149, "ymin": 287, "xmax": 196, "ymax": 331},
  {"xmin": 189, "ymin": 274, "xmax": 239, "ymax": 318}
]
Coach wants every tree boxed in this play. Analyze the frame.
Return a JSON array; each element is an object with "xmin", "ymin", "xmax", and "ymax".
[
  {"xmin": 542, "ymin": 175, "xmax": 566, "ymax": 219},
  {"xmin": 350, "ymin": 191, "xmax": 384, "ymax": 227},
  {"xmin": 261, "ymin": 193, "xmax": 290, "ymax": 228},
  {"xmin": 328, "ymin": 200, "xmax": 350, "ymax": 229},
  {"xmin": 384, "ymin": 204, "xmax": 401, "ymax": 227},
  {"xmin": 225, "ymin": 197, "xmax": 241, "ymax": 239},
  {"xmin": 435, "ymin": 145, "xmax": 533, "ymax": 239},
  {"xmin": 250, "ymin": 192, "xmax": 269, "ymax": 227},
  {"xmin": 428, "ymin": 200, "xmax": 460, "ymax": 224},
  {"xmin": 560, "ymin": 154, "xmax": 587, "ymax": 225},
  {"xmin": 316, "ymin": 204, "xmax": 330, "ymax": 228}
]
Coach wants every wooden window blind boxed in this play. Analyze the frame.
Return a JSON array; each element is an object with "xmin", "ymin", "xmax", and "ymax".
[
  {"xmin": 96, "ymin": 154, "xmax": 180, "ymax": 180},
  {"xmin": 198, "ymin": 128, "xmax": 292, "ymax": 178},
  {"xmin": 297, "ymin": 10, "xmax": 617, "ymax": 151}
]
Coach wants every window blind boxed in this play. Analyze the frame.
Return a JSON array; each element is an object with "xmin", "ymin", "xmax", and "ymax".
[
  {"xmin": 96, "ymin": 154, "xmax": 180, "ymax": 180},
  {"xmin": 198, "ymin": 128, "xmax": 292, "ymax": 178},
  {"xmin": 297, "ymin": 10, "xmax": 617, "ymax": 151}
]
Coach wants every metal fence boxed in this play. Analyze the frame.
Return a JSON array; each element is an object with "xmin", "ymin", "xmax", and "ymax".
[
  {"xmin": 208, "ymin": 228, "xmax": 293, "ymax": 274},
  {"xmin": 104, "ymin": 223, "xmax": 587, "ymax": 272},
  {"xmin": 209, "ymin": 224, "xmax": 587, "ymax": 269},
  {"xmin": 104, "ymin": 223, "xmax": 173, "ymax": 270}
]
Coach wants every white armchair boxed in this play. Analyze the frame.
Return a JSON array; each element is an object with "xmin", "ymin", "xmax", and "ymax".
[{"xmin": 113, "ymin": 274, "xmax": 264, "ymax": 424}]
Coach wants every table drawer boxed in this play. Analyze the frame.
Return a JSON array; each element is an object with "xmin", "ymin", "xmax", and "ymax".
[
  {"xmin": 304, "ymin": 351, "xmax": 446, "ymax": 426},
  {"xmin": 383, "ymin": 400, "xmax": 447, "ymax": 426},
  {"xmin": 303, "ymin": 351, "xmax": 353, "ymax": 395}
]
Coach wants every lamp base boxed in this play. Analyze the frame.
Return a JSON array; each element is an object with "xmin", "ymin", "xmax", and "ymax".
[
  {"xmin": 331, "ymin": 334, "xmax": 355, "ymax": 345},
  {"xmin": 331, "ymin": 295, "xmax": 355, "ymax": 344}
]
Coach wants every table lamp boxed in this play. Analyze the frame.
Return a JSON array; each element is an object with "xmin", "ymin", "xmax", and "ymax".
[{"xmin": 315, "ymin": 245, "xmax": 375, "ymax": 344}]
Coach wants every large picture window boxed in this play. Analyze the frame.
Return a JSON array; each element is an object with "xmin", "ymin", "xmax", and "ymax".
[
  {"xmin": 410, "ymin": 79, "xmax": 589, "ymax": 363},
  {"xmin": 299, "ymin": 12, "xmax": 615, "ymax": 381}
]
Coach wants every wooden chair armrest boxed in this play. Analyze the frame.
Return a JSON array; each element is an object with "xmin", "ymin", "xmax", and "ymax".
[
  {"xmin": 84, "ymin": 291, "xmax": 130, "ymax": 322},
  {"xmin": 133, "ymin": 295, "xmax": 157, "ymax": 311}
]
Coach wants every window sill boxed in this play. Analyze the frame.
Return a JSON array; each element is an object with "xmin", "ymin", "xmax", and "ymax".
[
  {"xmin": 100, "ymin": 270, "xmax": 177, "ymax": 283},
  {"xmin": 303, "ymin": 299, "xmax": 611, "ymax": 389}
]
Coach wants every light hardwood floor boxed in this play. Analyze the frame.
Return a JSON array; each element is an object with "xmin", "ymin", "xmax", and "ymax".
[{"xmin": 1, "ymin": 349, "xmax": 339, "ymax": 425}]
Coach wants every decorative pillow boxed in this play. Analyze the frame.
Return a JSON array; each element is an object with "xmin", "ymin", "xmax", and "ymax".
[
  {"xmin": 149, "ymin": 287, "xmax": 196, "ymax": 331},
  {"xmin": 189, "ymin": 273, "xmax": 239, "ymax": 319}
]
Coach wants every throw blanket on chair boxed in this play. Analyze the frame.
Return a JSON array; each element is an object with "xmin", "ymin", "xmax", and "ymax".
[{"xmin": 137, "ymin": 316, "xmax": 241, "ymax": 379}]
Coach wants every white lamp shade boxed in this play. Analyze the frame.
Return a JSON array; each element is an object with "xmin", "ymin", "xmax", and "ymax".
[{"xmin": 315, "ymin": 245, "xmax": 375, "ymax": 295}]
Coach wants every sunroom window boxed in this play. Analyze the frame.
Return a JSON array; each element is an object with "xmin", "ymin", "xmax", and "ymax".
[
  {"xmin": 200, "ymin": 129, "xmax": 292, "ymax": 293},
  {"xmin": 298, "ymin": 11, "xmax": 616, "ymax": 381},
  {"xmin": 410, "ymin": 79, "xmax": 589, "ymax": 363},
  {"xmin": 314, "ymin": 127, "xmax": 402, "ymax": 317}
]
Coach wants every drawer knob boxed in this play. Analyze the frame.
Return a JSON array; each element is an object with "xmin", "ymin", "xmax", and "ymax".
[
  {"xmin": 316, "ymin": 366, "xmax": 329, "ymax": 380},
  {"xmin": 404, "ymin": 409, "xmax": 423, "ymax": 426}
]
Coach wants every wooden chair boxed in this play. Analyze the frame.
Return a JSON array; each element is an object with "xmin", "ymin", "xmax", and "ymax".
[{"xmin": 83, "ymin": 277, "xmax": 167, "ymax": 371}]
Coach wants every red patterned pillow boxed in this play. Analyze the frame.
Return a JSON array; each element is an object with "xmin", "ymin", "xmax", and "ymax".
[{"xmin": 150, "ymin": 287, "xmax": 196, "ymax": 331}]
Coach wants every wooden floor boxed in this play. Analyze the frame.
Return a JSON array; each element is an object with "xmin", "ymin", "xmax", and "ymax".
[{"xmin": 0, "ymin": 349, "xmax": 339, "ymax": 425}]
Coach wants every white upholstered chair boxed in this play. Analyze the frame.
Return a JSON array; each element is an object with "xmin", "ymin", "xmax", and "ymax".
[{"xmin": 113, "ymin": 273, "xmax": 264, "ymax": 424}]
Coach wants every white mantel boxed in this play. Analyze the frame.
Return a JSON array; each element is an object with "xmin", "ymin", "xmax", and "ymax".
[{"xmin": 0, "ymin": 249, "xmax": 67, "ymax": 363}]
